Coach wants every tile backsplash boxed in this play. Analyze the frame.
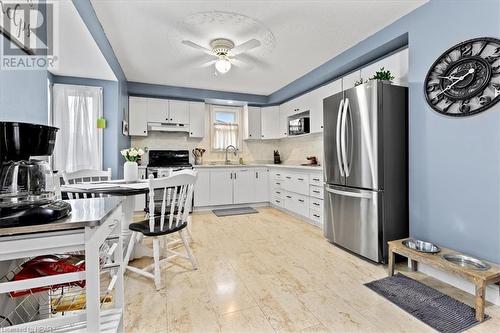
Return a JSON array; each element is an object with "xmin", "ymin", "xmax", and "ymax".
[{"xmin": 131, "ymin": 132, "xmax": 323, "ymax": 166}]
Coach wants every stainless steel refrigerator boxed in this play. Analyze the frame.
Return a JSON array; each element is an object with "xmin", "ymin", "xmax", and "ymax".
[{"xmin": 323, "ymin": 80, "xmax": 408, "ymax": 263}]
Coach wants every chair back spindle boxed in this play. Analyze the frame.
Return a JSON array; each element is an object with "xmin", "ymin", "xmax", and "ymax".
[
  {"xmin": 62, "ymin": 168, "xmax": 112, "ymax": 199},
  {"xmin": 147, "ymin": 171, "xmax": 196, "ymax": 233}
]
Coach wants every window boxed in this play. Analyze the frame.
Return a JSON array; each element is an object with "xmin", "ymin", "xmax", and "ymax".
[
  {"xmin": 51, "ymin": 84, "xmax": 103, "ymax": 173},
  {"xmin": 211, "ymin": 106, "xmax": 241, "ymax": 151}
]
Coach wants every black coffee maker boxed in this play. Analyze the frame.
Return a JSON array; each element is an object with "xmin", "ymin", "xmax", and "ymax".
[{"xmin": 0, "ymin": 122, "xmax": 71, "ymax": 227}]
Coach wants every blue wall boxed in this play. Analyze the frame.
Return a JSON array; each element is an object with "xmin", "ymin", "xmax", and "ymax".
[
  {"xmin": 0, "ymin": 14, "xmax": 49, "ymax": 124},
  {"xmin": 71, "ymin": 0, "xmax": 129, "ymax": 178},
  {"xmin": 51, "ymin": 76, "xmax": 122, "ymax": 178},
  {"xmin": 300, "ymin": 0, "xmax": 499, "ymax": 263}
]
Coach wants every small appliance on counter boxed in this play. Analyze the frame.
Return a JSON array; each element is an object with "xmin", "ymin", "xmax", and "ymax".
[
  {"xmin": 0, "ymin": 122, "xmax": 72, "ymax": 228},
  {"xmin": 273, "ymin": 150, "xmax": 281, "ymax": 164},
  {"xmin": 302, "ymin": 156, "xmax": 318, "ymax": 166}
]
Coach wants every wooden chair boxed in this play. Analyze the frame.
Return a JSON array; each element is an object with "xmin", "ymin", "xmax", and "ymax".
[
  {"xmin": 123, "ymin": 170, "xmax": 198, "ymax": 290},
  {"xmin": 62, "ymin": 168, "xmax": 112, "ymax": 199}
]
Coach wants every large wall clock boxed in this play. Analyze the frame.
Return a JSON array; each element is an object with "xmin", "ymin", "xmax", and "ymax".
[{"xmin": 424, "ymin": 37, "xmax": 500, "ymax": 117}]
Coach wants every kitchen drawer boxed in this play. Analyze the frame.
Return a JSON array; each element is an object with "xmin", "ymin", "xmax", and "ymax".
[
  {"xmin": 272, "ymin": 189, "xmax": 284, "ymax": 198},
  {"xmin": 309, "ymin": 174, "xmax": 323, "ymax": 187},
  {"xmin": 272, "ymin": 195, "xmax": 284, "ymax": 207},
  {"xmin": 270, "ymin": 170, "xmax": 284, "ymax": 181},
  {"xmin": 309, "ymin": 209, "xmax": 323, "ymax": 226},
  {"xmin": 272, "ymin": 179, "xmax": 283, "ymax": 189},
  {"xmin": 310, "ymin": 185, "xmax": 324, "ymax": 199},
  {"xmin": 310, "ymin": 197, "xmax": 323, "ymax": 211},
  {"xmin": 283, "ymin": 173, "xmax": 309, "ymax": 195},
  {"xmin": 284, "ymin": 192, "xmax": 309, "ymax": 217}
]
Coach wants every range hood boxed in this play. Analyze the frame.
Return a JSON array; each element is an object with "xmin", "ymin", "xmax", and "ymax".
[{"xmin": 148, "ymin": 122, "xmax": 188, "ymax": 133}]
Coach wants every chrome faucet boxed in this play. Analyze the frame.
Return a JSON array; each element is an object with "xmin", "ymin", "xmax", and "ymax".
[{"xmin": 225, "ymin": 145, "xmax": 238, "ymax": 164}]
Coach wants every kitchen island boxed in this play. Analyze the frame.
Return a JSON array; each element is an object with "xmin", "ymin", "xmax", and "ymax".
[{"xmin": 0, "ymin": 197, "xmax": 124, "ymax": 332}]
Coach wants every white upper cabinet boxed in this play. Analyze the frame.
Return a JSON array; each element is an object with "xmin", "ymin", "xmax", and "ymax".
[
  {"xmin": 360, "ymin": 48, "xmax": 409, "ymax": 86},
  {"xmin": 261, "ymin": 106, "xmax": 280, "ymax": 139},
  {"xmin": 310, "ymin": 79, "xmax": 342, "ymax": 133},
  {"xmin": 278, "ymin": 105, "xmax": 289, "ymax": 138},
  {"xmin": 244, "ymin": 106, "xmax": 261, "ymax": 140},
  {"xmin": 342, "ymin": 70, "xmax": 361, "ymax": 90},
  {"xmin": 169, "ymin": 100, "xmax": 190, "ymax": 124},
  {"xmin": 189, "ymin": 102, "xmax": 205, "ymax": 138},
  {"xmin": 129, "ymin": 97, "xmax": 148, "ymax": 136},
  {"xmin": 147, "ymin": 98, "xmax": 168, "ymax": 123}
]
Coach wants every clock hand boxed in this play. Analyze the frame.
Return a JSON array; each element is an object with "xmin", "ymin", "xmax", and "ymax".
[{"xmin": 437, "ymin": 68, "xmax": 475, "ymax": 96}]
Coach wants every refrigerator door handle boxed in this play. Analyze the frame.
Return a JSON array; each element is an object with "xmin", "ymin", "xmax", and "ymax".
[
  {"xmin": 325, "ymin": 186, "xmax": 373, "ymax": 199},
  {"xmin": 341, "ymin": 98, "xmax": 350, "ymax": 177},
  {"xmin": 336, "ymin": 99, "xmax": 345, "ymax": 177}
]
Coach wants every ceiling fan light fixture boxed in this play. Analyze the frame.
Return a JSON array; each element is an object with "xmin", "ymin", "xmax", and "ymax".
[{"xmin": 215, "ymin": 58, "xmax": 231, "ymax": 74}]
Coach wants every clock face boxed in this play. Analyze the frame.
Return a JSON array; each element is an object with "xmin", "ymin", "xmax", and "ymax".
[{"xmin": 424, "ymin": 37, "xmax": 500, "ymax": 117}]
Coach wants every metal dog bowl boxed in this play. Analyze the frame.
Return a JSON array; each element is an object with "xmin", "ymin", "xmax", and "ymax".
[
  {"xmin": 442, "ymin": 254, "xmax": 491, "ymax": 271},
  {"xmin": 402, "ymin": 239, "xmax": 440, "ymax": 253}
]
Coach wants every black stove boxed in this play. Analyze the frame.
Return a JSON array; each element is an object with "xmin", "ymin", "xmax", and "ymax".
[{"xmin": 147, "ymin": 150, "xmax": 192, "ymax": 168}]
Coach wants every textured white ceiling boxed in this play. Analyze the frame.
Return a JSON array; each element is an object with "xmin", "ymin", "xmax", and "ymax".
[
  {"xmin": 50, "ymin": 0, "xmax": 116, "ymax": 81},
  {"xmin": 91, "ymin": 0, "xmax": 427, "ymax": 94}
]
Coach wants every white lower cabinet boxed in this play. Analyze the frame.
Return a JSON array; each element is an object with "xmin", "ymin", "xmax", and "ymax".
[
  {"xmin": 234, "ymin": 169, "xmax": 256, "ymax": 204},
  {"xmin": 194, "ymin": 169, "xmax": 210, "ymax": 207},
  {"xmin": 209, "ymin": 169, "xmax": 234, "ymax": 206},
  {"xmin": 196, "ymin": 168, "xmax": 270, "ymax": 207},
  {"xmin": 254, "ymin": 168, "xmax": 269, "ymax": 203},
  {"xmin": 194, "ymin": 166, "xmax": 323, "ymax": 227}
]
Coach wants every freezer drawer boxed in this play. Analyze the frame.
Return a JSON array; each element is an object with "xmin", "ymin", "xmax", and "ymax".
[{"xmin": 324, "ymin": 185, "xmax": 380, "ymax": 262}]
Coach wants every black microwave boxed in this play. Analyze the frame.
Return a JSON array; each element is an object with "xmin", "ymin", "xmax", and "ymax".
[{"xmin": 288, "ymin": 115, "xmax": 310, "ymax": 135}]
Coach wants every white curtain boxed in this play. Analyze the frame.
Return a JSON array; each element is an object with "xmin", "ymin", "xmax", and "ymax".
[
  {"xmin": 52, "ymin": 84, "xmax": 103, "ymax": 173},
  {"xmin": 212, "ymin": 123, "xmax": 239, "ymax": 150}
]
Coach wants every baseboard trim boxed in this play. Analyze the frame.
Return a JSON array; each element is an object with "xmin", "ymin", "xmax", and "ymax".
[
  {"xmin": 270, "ymin": 204, "xmax": 322, "ymax": 229},
  {"xmin": 416, "ymin": 263, "xmax": 500, "ymax": 306}
]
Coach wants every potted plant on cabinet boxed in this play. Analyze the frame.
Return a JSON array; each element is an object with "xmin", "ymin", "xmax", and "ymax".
[
  {"xmin": 370, "ymin": 67, "xmax": 395, "ymax": 83},
  {"xmin": 121, "ymin": 147, "xmax": 144, "ymax": 181}
]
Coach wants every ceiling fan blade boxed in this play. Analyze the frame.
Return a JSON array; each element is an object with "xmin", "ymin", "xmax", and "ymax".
[
  {"xmin": 234, "ymin": 53, "xmax": 270, "ymax": 69},
  {"xmin": 199, "ymin": 60, "xmax": 216, "ymax": 68},
  {"xmin": 231, "ymin": 39, "xmax": 261, "ymax": 55},
  {"xmin": 231, "ymin": 58, "xmax": 253, "ymax": 69},
  {"xmin": 182, "ymin": 40, "xmax": 214, "ymax": 55}
]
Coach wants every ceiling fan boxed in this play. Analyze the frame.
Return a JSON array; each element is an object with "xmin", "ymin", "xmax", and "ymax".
[{"xmin": 181, "ymin": 38, "xmax": 261, "ymax": 74}]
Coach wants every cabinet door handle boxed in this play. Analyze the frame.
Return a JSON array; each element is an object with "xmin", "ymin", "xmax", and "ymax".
[
  {"xmin": 230, "ymin": 173, "xmax": 233, "ymax": 179},
  {"xmin": 313, "ymin": 178, "xmax": 320, "ymax": 181},
  {"xmin": 298, "ymin": 199, "xmax": 304, "ymax": 203},
  {"xmin": 234, "ymin": 172, "xmax": 237, "ymax": 179},
  {"xmin": 313, "ymin": 214, "xmax": 320, "ymax": 218},
  {"xmin": 313, "ymin": 202, "xmax": 320, "ymax": 206},
  {"xmin": 255, "ymin": 172, "xmax": 258, "ymax": 179},
  {"xmin": 298, "ymin": 178, "xmax": 304, "ymax": 181},
  {"xmin": 286, "ymin": 195, "xmax": 292, "ymax": 199},
  {"xmin": 276, "ymin": 182, "xmax": 281, "ymax": 185},
  {"xmin": 313, "ymin": 190, "xmax": 320, "ymax": 194},
  {"xmin": 275, "ymin": 200, "xmax": 280, "ymax": 203},
  {"xmin": 276, "ymin": 191, "xmax": 281, "ymax": 194},
  {"xmin": 286, "ymin": 176, "xmax": 291, "ymax": 179}
]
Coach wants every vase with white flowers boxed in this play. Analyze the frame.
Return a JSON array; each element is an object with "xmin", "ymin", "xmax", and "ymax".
[{"xmin": 121, "ymin": 147, "xmax": 144, "ymax": 181}]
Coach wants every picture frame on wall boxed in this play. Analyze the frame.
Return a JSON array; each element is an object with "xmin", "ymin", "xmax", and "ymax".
[{"xmin": 122, "ymin": 120, "xmax": 129, "ymax": 136}]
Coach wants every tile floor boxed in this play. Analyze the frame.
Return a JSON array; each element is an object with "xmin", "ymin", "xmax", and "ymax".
[{"xmin": 124, "ymin": 207, "xmax": 500, "ymax": 333}]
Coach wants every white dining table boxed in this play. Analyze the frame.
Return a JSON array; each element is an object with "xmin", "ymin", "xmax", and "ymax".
[{"xmin": 60, "ymin": 180, "xmax": 152, "ymax": 260}]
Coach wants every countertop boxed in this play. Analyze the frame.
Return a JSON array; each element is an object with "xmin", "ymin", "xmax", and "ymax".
[
  {"xmin": 0, "ymin": 197, "xmax": 123, "ymax": 237},
  {"xmin": 193, "ymin": 163, "xmax": 323, "ymax": 171}
]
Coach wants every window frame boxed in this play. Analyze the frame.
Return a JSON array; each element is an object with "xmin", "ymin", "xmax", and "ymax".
[{"xmin": 210, "ymin": 105, "xmax": 242, "ymax": 152}]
